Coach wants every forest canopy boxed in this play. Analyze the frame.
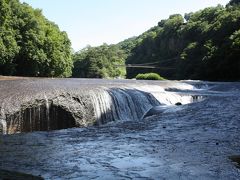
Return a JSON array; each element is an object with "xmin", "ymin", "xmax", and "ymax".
[
  {"xmin": 72, "ymin": 44, "xmax": 126, "ymax": 78},
  {"xmin": 1, "ymin": 0, "xmax": 240, "ymax": 81},
  {"xmin": 124, "ymin": 1, "xmax": 240, "ymax": 80},
  {"xmin": 0, "ymin": 0, "xmax": 72, "ymax": 77},
  {"xmin": 73, "ymin": 0, "xmax": 240, "ymax": 81}
]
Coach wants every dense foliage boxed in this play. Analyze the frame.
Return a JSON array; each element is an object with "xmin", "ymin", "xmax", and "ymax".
[
  {"xmin": 228, "ymin": 0, "xmax": 240, "ymax": 6},
  {"xmin": 73, "ymin": 0, "xmax": 240, "ymax": 81},
  {"xmin": 72, "ymin": 44, "xmax": 126, "ymax": 78},
  {"xmin": 135, "ymin": 73, "xmax": 165, "ymax": 80},
  {"xmin": 126, "ymin": 2, "xmax": 240, "ymax": 81},
  {"xmin": 0, "ymin": 0, "xmax": 72, "ymax": 77},
  {"xmin": 1, "ymin": 0, "xmax": 240, "ymax": 81}
]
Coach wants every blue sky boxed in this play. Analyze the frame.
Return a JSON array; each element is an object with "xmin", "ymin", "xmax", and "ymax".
[{"xmin": 20, "ymin": 0, "xmax": 230, "ymax": 51}]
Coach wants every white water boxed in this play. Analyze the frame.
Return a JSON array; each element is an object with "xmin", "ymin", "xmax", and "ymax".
[
  {"xmin": 44, "ymin": 94, "xmax": 50, "ymax": 130},
  {"xmin": 136, "ymin": 84, "xmax": 196, "ymax": 105},
  {"xmin": 88, "ymin": 83, "xmax": 201, "ymax": 124}
]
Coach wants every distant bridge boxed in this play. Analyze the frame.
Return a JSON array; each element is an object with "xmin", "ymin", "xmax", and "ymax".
[
  {"xmin": 114, "ymin": 57, "xmax": 178, "ymax": 69},
  {"xmin": 115, "ymin": 64, "xmax": 175, "ymax": 70}
]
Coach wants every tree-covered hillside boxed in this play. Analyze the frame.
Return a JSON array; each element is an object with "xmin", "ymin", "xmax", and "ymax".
[
  {"xmin": 0, "ymin": 0, "xmax": 72, "ymax": 77},
  {"xmin": 126, "ymin": 1, "xmax": 240, "ymax": 80},
  {"xmin": 1, "ymin": 0, "xmax": 240, "ymax": 80},
  {"xmin": 73, "ymin": 0, "xmax": 240, "ymax": 81},
  {"xmin": 72, "ymin": 44, "xmax": 126, "ymax": 78},
  {"xmin": 72, "ymin": 27, "xmax": 164, "ymax": 79}
]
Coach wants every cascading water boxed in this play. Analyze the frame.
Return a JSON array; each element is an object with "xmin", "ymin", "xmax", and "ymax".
[
  {"xmin": 0, "ymin": 119, "xmax": 6, "ymax": 134},
  {"xmin": 5, "ymin": 102, "xmax": 76, "ymax": 134},
  {"xmin": 88, "ymin": 88, "xmax": 160, "ymax": 125},
  {"xmin": 44, "ymin": 95, "xmax": 49, "ymax": 130},
  {"xmin": 0, "ymin": 79, "xmax": 204, "ymax": 134}
]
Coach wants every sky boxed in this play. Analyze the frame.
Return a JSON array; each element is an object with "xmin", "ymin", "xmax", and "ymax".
[{"xmin": 20, "ymin": 0, "xmax": 230, "ymax": 51}]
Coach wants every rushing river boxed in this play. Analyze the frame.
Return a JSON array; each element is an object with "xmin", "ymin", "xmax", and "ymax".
[{"xmin": 0, "ymin": 79, "xmax": 240, "ymax": 179}]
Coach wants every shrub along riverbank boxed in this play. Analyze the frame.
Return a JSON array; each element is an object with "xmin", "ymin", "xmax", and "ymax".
[{"xmin": 135, "ymin": 73, "xmax": 165, "ymax": 80}]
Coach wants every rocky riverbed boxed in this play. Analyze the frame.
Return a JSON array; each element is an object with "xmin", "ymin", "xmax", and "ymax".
[{"xmin": 0, "ymin": 79, "xmax": 240, "ymax": 179}]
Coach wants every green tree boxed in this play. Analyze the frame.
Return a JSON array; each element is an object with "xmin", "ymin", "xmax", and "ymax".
[
  {"xmin": 228, "ymin": 0, "xmax": 240, "ymax": 6},
  {"xmin": 125, "ymin": 0, "xmax": 240, "ymax": 81},
  {"xmin": 0, "ymin": 0, "xmax": 19, "ymax": 75},
  {"xmin": 0, "ymin": 0, "xmax": 72, "ymax": 77},
  {"xmin": 72, "ymin": 44, "xmax": 126, "ymax": 78}
]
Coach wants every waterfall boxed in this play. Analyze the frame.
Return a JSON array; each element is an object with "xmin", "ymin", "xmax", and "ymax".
[
  {"xmin": 90, "ymin": 89, "xmax": 114, "ymax": 125},
  {"xmin": 0, "ymin": 119, "xmax": 7, "ymax": 134},
  {"xmin": 88, "ymin": 85, "xmax": 198, "ymax": 125},
  {"xmin": 44, "ymin": 95, "xmax": 50, "ymax": 130},
  {"xmin": 107, "ymin": 88, "xmax": 160, "ymax": 121},
  {"xmin": 1, "ymin": 82, "xmax": 203, "ymax": 134}
]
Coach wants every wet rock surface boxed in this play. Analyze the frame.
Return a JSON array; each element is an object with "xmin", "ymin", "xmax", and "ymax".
[
  {"xmin": 0, "ymin": 78, "xmax": 197, "ymax": 134},
  {"xmin": 0, "ymin": 79, "xmax": 240, "ymax": 179},
  {"xmin": 0, "ymin": 169, "xmax": 43, "ymax": 180}
]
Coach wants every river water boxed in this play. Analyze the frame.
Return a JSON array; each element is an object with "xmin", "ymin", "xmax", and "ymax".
[{"xmin": 0, "ymin": 79, "xmax": 240, "ymax": 179}]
